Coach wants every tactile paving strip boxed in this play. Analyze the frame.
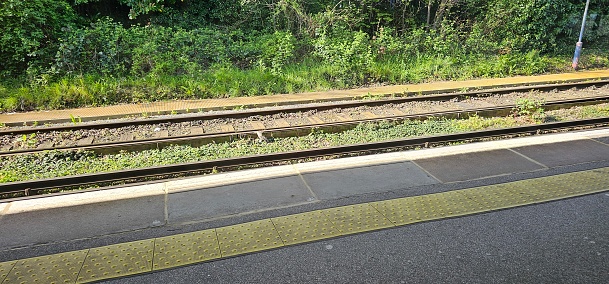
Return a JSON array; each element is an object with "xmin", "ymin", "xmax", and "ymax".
[
  {"xmin": 321, "ymin": 203, "xmax": 394, "ymax": 235},
  {"xmin": 76, "ymin": 240, "xmax": 154, "ymax": 283},
  {"xmin": 518, "ymin": 168, "xmax": 609, "ymax": 201},
  {"xmin": 152, "ymin": 229, "xmax": 221, "ymax": 270},
  {"xmin": 272, "ymin": 211, "xmax": 342, "ymax": 245},
  {"xmin": 2, "ymin": 167, "xmax": 608, "ymax": 283},
  {"xmin": 0, "ymin": 261, "xmax": 16, "ymax": 283},
  {"xmin": 216, "ymin": 219, "xmax": 283, "ymax": 257},
  {"xmin": 460, "ymin": 184, "xmax": 533, "ymax": 210},
  {"xmin": 370, "ymin": 190, "xmax": 487, "ymax": 226},
  {"xmin": 2, "ymin": 250, "xmax": 87, "ymax": 284},
  {"xmin": 462, "ymin": 168, "xmax": 609, "ymax": 209}
]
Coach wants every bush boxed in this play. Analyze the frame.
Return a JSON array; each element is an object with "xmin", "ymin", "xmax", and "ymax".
[
  {"xmin": 252, "ymin": 31, "xmax": 296, "ymax": 74},
  {"xmin": 0, "ymin": 0, "xmax": 78, "ymax": 78},
  {"xmin": 371, "ymin": 27, "xmax": 407, "ymax": 60},
  {"xmin": 55, "ymin": 17, "xmax": 142, "ymax": 76},
  {"xmin": 313, "ymin": 27, "xmax": 373, "ymax": 84},
  {"xmin": 482, "ymin": 0, "xmax": 576, "ymax": 53},
  {"xmin": 131, "ymin": 27, "xmax": 234, "ymax": 76}
]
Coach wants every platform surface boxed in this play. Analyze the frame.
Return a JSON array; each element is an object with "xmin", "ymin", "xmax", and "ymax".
[{"xmin": 1, "ymin": 129, "xmax": 609, "ymax": 283}]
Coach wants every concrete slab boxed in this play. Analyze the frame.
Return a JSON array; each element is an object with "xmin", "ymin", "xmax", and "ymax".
[
  {"xmin": 303, "ymin": 162, "xmax": 439, "ymax": 199},
  {"xmin": 413, "ymin": 149, "xmax": 545, "ymax": 183},
  {"xmin": 167, "ymin": 176, "xmax": 314, "ymax": 223},
  {"xmin": 0, "ymin": 184, "xmax": 165, "ymax": 249},
  {"xmin": 511, "ymin": 139, "xmax": 609, "ymax": 168},
  {"xmin": 592, "ymin": 136, "xmax": 609, "ymax": 145}
]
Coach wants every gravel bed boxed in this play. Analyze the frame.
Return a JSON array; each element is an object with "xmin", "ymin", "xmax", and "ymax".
[{"xmin": 1, "ymin": 85, "xmax": 608, "ymax": 150}]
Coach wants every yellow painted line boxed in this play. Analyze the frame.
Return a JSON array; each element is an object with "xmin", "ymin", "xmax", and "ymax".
[{"xmin": 1, "ymin": 167, "xmax": 608, "ymax": 283}]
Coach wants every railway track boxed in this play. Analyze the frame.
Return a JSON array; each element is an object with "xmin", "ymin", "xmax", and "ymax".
[
  {"xmin": 2, "ymin": 117, "xmax": 609, "ymax": 197},
  {"xmin": 2, "ymin": 80, "xmax": 609, "ymax": 198},
  {"xmin": 2, "ymin": 80, "xmax": 609, "ymax": 156},
  {"xmin": 1, "ymin": 95, "xmax": 609, "ymax": 157}
]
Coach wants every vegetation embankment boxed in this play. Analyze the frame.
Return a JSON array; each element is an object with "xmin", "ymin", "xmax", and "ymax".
[
  {"xmin": 2, "ymin": 102, "xmax": 609, "ymax": 183},
  {"xmin": 1, "ymin": 0, "xmax": 609, "ymax": 112}
]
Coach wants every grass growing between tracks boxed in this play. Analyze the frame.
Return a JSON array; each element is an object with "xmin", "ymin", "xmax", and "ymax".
[{"xmin": 1, "ymin": 103, "xmax": 609, "ymax": 183}]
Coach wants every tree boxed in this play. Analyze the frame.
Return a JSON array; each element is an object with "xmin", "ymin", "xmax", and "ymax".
[{"xmin": 0, "ymin": 0, "xmax": 78, "ymax": 77}]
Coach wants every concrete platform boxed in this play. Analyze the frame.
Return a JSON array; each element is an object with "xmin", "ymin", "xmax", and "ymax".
[
  {"xmin": 1, "ymin": 69, "xmax": 608, "ymax": 125},
  {"xmin": 1, "ymin": 156, "xmax": 608, "ymax": 283},
  {"xmin": 1, "ymin": 128, "xmax": 609, "ymax": 250}
]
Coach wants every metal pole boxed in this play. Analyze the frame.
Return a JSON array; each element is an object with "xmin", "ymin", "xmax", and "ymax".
[{"xmin": 572, "ymin": 0, "xmax": 591, "ymax": 69}]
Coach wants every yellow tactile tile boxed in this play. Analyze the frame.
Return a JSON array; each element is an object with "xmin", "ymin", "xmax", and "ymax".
[
  {"xmin": 152, "ymin": 229, "xmax": 221, "ymax": 271},
  {"xmin": 272, "ymin": 211, "xmax": 342, "ymax": 245},
  {"xmin": 76, "ymin": 240, "xmax": 154, "ymax": 283},
  {"xmin": 321, "ymin": 203, "xmax": 394, "ymax": 235},
  {"xmin": 216, "ymin": 219, "xmax": 284, "ymax": 257},
  {"xmin": 0, "ymin": 261, "xmax": 16, "ymax": 283},
  {"xmin": 2, "ymin": 250, "xmax": 87, "ymax": 284},
  {"xmin": 460, "ymin": 184, "xmax": 535, "ymax": 210},
  {"xmin": 511, "ymin": 169, "xmax": 609, "ymax": 202},
  {"xmin": 370, "ymin": 190, "xmax": 487, "ymax": 226},
  {"xmin": 462, "ymin": 169, "xmax": 609, "ymax": 210}
]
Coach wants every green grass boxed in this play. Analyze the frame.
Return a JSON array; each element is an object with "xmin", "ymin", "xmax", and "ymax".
[{"xmin": 1, "ymin": 50, "xmax": 607, "ymax": 113}]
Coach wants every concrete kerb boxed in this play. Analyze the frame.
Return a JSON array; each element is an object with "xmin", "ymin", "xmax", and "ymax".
[{"xmin": 1, "ymin": 128, "xmax": 609, "ymax": 249}]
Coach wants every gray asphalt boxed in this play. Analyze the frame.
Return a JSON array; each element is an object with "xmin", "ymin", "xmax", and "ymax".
[{"xmin": 101, "ymin": 191, "xmax": 609, "ymax": 284}]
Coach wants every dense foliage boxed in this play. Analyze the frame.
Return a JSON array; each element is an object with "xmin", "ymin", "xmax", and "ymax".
[{"xmin": 0, "ymin": 0, "xmax": 608, "ymax": 111}]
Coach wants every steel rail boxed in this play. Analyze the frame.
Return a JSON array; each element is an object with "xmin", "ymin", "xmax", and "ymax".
[
  {"xmin": 2, "ymin": 94, "xmax": 609, "ymax": 157},
  {"xmin": 2, "ymin": 117, "xmax": 609, "ymax": 195},
  {"xmin": 2, "ymin": 79, "xmax": 609, "ymax": 135}
]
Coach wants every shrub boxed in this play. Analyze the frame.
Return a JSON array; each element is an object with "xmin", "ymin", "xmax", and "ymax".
[
  {"xmin": 253, "ymin": 31, "xmax": 296, "ymax": 74},
  {"xmin": 313, "ymin": 27, "xmax": 373, "ymax": 84},
  {"xmin": 55, "ymin": 17, "xmax": 142, "ymax": 76},
  {"xmin": 371, "ymin": 27, "xmax": 406, "ymax": 60},
  {"xmin": 0, "ymin": 0, "xmax": 78, "ymax": 78},
  {"xmin": 482, "ymin": 0, "xmax": 576, "ymax": 53}
]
